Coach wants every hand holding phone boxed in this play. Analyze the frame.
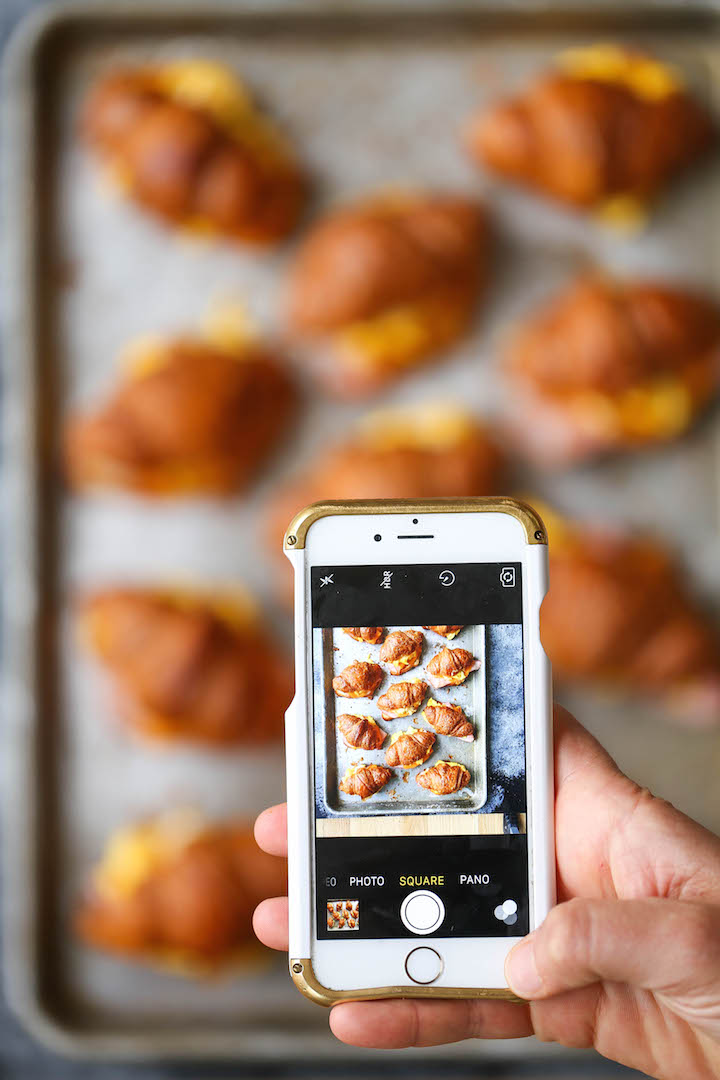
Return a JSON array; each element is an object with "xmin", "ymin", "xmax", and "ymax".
[{"xmin": 282, "ymin": 498, "xmax": 554, "ymax": 1002}]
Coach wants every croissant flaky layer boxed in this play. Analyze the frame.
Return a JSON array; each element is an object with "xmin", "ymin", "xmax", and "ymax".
[
  {"xmin": 505, "ymin": 277, "xmax": 720, "ymax": 465},
  {"xmin": 385, "ymin": 727, "xmax": 436, "ymax": 769},
  {"xmin": 332, "ymin": 661, "xmax": 383, "ymax": 699},
  {"xmin": 426, "ymin": 647, "xmax": 481, "ymax": 688},
  {"xmin": 65, "ymin": 339, "xmax": 297, "ymax": 495},
  {"xmin": 287, "ymin": 193, "xmax": 490, "ymax": 395},
  {"xmin": 343, "ymin": 627, "xmax": 385, "ymax": 644},
  {"xmin": 416, "ymin": 761, "xmax": 470, "ymax": 795},
  {"xmin": 81, "ymin": 588, "xmax": 291, "ymax": 745},
  {"xmin": 468, "ymin": 47, "xmax": 715, "ymax": 210},
  {"xmin": 539, "ymin": 506, "xmax": 720, "ymax": 723},
  {"xmin": 379, "ymin": 629, "xmax": 424, "ymax": 674},
  {"xmin": 83, "ymin": 64, "xmax": 304, "ymax": 245},
  {"xmin": 75, "ymin": 815, "xmax": 287, "ymax": 968},
  {"xmin": 340, "ymin": 764, "xmax": 393, "ymax": 799},
  {"xmin": 337, "ymin": 713, "xmax": 386, "ymax": 750},
  {"xmin": 377, "ymin": 679, "xmax": 428, "ymax": 720},
  {"xmin": 423, "ymin": 700, "xmax": 474, "ymax": 740}
]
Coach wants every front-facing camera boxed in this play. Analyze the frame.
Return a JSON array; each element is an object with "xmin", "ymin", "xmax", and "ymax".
[{"xmin": 374, "ymin": 534, "xmax": 382, "ymax": 542}]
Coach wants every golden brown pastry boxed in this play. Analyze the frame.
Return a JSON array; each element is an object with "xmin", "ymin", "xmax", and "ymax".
[
  {"xmin": 337, "ymin": 713, "xmax": 386, "ymax": 750},
  {"xmin": 505, "ymin": 276, "xmax": 720, "ymax": 465},
  {"xmin": 267, "ymin": 404, "xmax": 504, "ymax": 597},
  {"xmin": 376, "ymin": 679, "xmax": 428, "ymax": 720},
  {"xmin": 467, "ymin": 45, "xmax": 715, "ymax": 220},
  {"xmin": 287, "ymin": 192, "xmax": 490, "ymax": 395},
  {"xmin": 385, "ymin": 727, "xmax": 435, "ymax": 769},
  {"xmin": 423, "ymin": 699, "xmax": 474, "ymax": 741},
  {"xmin": 343, "ymin": 627, "xmax": 385, "ymax": 644},
  {"xmin": 538, "ymin": 501, "xmax": 720, "ymax": 723},
  {"xmin": 83, "ymin": 61, "xmax": 304, "ymax": 245},
  {"xmin": 75, "ymin": 811, "xmax": 287, "ymax": 970},
  {"xmin": 423, "ymin": 625, "xmax": 464, "ymax": 639},
  {"xmin": 339, "ymin": 764, "xmax": 393, "ymax": 800},
  {"xmin": 426, "ymin": 647, "xmax": 481, "ymax": 688},
  {"xmin": 416, "ymin": 761, "xmax": 470, "ymax": 795},
  {"xmin": 379, "ymin": 629, "xmax": 424, "ymax": 675},
  {"xmin": 80, "ymin": 587, "xmax": 290, "ymax": 745},
  {"xmin": 65, "ymin": 334, "xmax": 296, "ymax": 495},
  {"xmin": 332, "ymin": 661, "xmax": 383, "ymax": 699}
]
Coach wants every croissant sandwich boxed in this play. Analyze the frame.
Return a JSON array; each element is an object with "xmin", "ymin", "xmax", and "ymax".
[
  {"xmin": 423, "ymin": 699, "xmax": 474, "ymax": 740},
  {"xmin": 376, "ymin": 679, "xmax": 428, "ymax": 720},
  {"xmin": 416, "ymin": 761, "xmax": 470, "ymax": 796},
  {"xmin": 423, "ymin": 625, "xmax": 464, "ymax": 639},
  {"xmin": 332, "ymin": 661, "xmax": 383, "ymax": 699},
  {"xmin": 426, "ymin": 647, "xmax": 481, "ymax": 688},
  {"xmin": 379, "ymin": 629, "xmax": 424, "ymax": 675},
  {"xmin": 80, "ymin": 586, "xmax": 291, "ymax": 745},
  {"xmin": 83, "ymin": 61, "xmax": 304, "ymax": 245},
  {"xmin": 504, "ymin": 276, "xmax": 720, "ymax": 465},
  {"xmin": 467, "ymin": 45, "xmax": 715, "ymax": 220},
  {"xmin": 75, "ymin": 811, "xmax": 287, "ymax": 971},
  {"xmin": 339, "ymin": 764, "xmax": 393, "ymax": 800},
  {"xmin": 538, "ymin": 501, "xmax": 720, "ymax": 724},
  {"xmin": 337, "ymin": 713, "xmax": 386, "ymax": 750},
  {"xmin": 287, "ymin": 192, "xmax": 490, "ymax": 395},
  {"xmin": 384, "ymin": 727, "xmax": 436, "ymax": 769},
  {"xmin": 65, "ymin": 333, "xmax": 296, "ymax": 495},
  {"xmin": 343, "ymin": 627, "xmax": 385, "ymax": 644}
]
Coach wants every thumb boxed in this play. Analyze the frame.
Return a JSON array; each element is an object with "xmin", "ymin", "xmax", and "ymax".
[{"xmin": 506, "ymin": 897, "xmax": 720, "ymax": 1002}]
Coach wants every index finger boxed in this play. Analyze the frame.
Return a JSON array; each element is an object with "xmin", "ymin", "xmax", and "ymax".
[{"xmin": 254, "ymin": 803, "xmax": 288, "ymax": 857}]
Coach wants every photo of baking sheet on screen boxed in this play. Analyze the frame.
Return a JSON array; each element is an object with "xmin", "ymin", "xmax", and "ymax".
[{"xmin": 313, "ymin": 624, "xmax": 526, "ymax": 839}]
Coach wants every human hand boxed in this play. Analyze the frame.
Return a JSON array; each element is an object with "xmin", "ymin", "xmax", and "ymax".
[{"xmin": 253, "ymin": 706, "xmax": 720, "ymax": 1079}]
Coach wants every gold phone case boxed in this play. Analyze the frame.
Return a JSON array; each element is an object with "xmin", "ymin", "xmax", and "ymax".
[{"xmin": 286, "ymin": 496, "xmax": 545, "ymax": 1006}]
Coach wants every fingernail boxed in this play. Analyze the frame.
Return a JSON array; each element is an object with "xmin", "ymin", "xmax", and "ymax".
[{"xmin": 506, "ymin": 937, "xmax": 543, "ymax": 998}]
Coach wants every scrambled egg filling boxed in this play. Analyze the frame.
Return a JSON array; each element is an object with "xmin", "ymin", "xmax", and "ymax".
[
  {"xmin": 557, "ymin": 44, "xmax": 682, "ymax": 102},
  {"xmin": 356, "ymin": 403, "xmax": 477, "ymax": 452},
  {"xmin": 155, "ymin": 60, "xmax": 293, "ymax": 167},
  {"xmin": 94, "ymin": 809, "xmax": 206, "ymax": 900},
  {"xmin": 572, "ymin": 376, "xmax": 693, "ymax": 440},
  {"xmin": 337, "ymin": 291, "xmax": 469, "ymax": 372}
]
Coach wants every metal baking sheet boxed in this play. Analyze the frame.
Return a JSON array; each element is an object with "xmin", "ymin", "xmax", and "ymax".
[
  {"xmin": 317, "ymin": 625, "xmax": 487, "ymax": 815},
  {"xmin": 4, "ymin": 0, "xmax": 720, "ymax": 1063}
]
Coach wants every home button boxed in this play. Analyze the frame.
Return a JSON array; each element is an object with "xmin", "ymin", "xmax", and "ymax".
[{"xmin": 405, "ymin": 947, "xmax": 443, "ymax": 985}]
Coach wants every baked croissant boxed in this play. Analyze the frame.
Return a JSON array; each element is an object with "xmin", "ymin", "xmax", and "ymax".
[
  {"xmin": 287, "ymin": 192, "xmax": 490, "ymax": 396},
  {"xmin": 332, "ymin": 661, "xmax": 383, "ymax": 699},
  {"xmin": 385, "ymin": 727, "xmax": 436, "ymax": 769},
  {"xmin": 65, "ymin": 336, "xmax": 296, "ymax": 495},
  {"xmin": 416, "ymin": 761, "xmax": 470, "ymax": 795},
  {"xmin": 505, "ymin": 276, "xmax": 720, "ymax": 465},
  {"xmin": 379, "ymin": 629, "xmax": 424, "ymax": 675},
  {"xmin": 426, "ymin": 648, "xmax": 481, "ymax": 688},
  {"xmin": 343, "ymin": 627, "xmax": 385, "ymax": 644},
  {"xmin": 80, "ymin": 587, "xmax": 290, "ymax": 745},
  {"xmin": 267, "ymin": 403, "xmax": 504, "ymax": 597},
  {"xmin": 337, "ymin": 713, "xmax": 386, "ymax": 750},
  {"xmin": 75, "ymin": 811, "xmax": 287, "ymax": 970},
  {"xmin": 423, "ymin": 625, "xmax": 464, "ymax": 639},
  {"xmin": 467, "ymin": 45, "xmax": 715, "ymax": 216},
  {"xmin": 83, "ymin": 62, "xmax": 304, "ymax": 245},
  {"xmin": 538, "ymin": 502, "xmax": 720, "ymax": 723},
  {"xmin": 423, "ymin": 699, "xmax": 474, "ymax": 741},
  {"xmin": 377, "ymin": 679, "xmax": 428, "ymax": 720},
  {"xmin": 339, "ymin": 764, "xmax": 393, "ymax": 800}
]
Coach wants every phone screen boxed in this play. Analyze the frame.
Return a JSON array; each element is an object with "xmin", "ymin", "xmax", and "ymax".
[{"xmin": 311, "ymin": 562, "xmax": 529, "ymax": 941}]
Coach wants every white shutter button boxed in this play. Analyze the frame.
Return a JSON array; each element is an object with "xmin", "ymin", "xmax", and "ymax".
[
  {"xmin": 400, "ymin": 890, "xmax": 445, "ymax": 934},
  {"xmin": 405, "ymin": 947, "xmax": 443, "ymax": 984}
]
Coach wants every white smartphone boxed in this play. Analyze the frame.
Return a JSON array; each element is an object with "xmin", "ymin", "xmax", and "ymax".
[{"xmin": 284, "ymin": 498, "xmax": 554, "ymax": 1005}]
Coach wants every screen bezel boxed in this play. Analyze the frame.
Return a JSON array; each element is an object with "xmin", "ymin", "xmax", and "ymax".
[{"xmin": 302, "ymin": 510, "xmax": 549, "ymax": 992}]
